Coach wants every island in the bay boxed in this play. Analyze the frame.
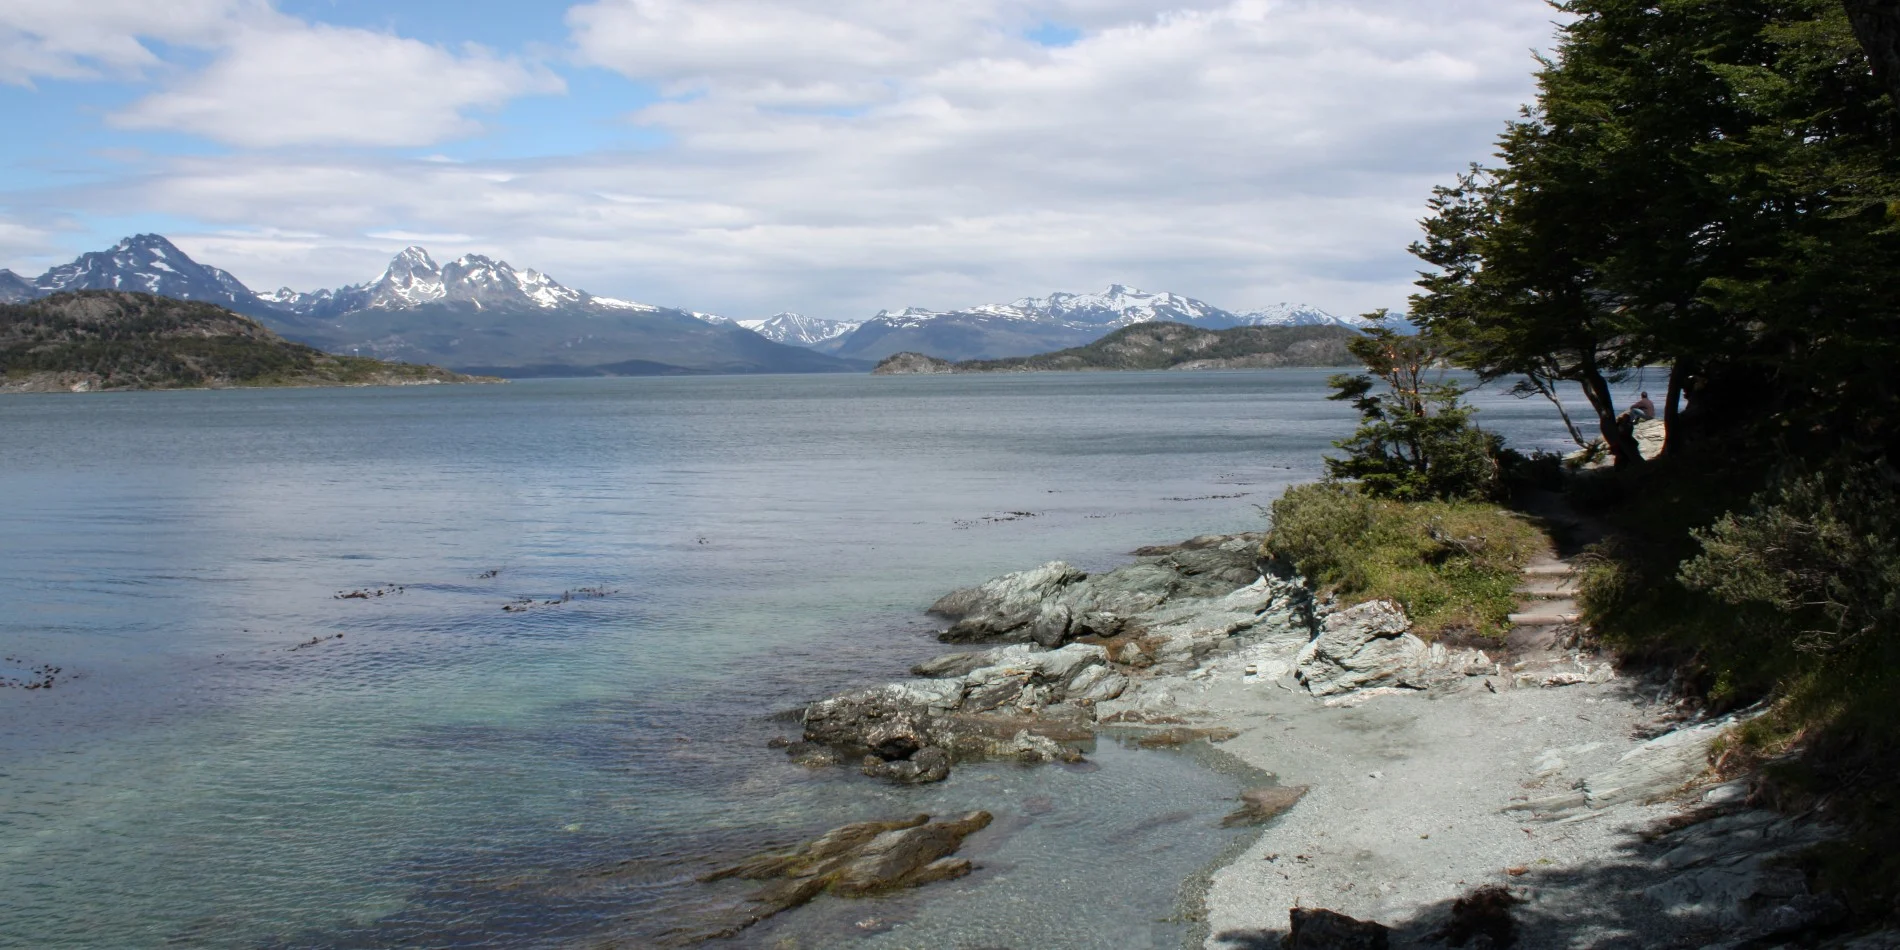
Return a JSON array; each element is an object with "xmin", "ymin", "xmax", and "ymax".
[
  {"xmin": 1, "ymin": 291, "xmax": 494, "ymax": 393},
  {"xmin": 870, "ymin": 321, "xmax": 1359, "ymax": 375}
]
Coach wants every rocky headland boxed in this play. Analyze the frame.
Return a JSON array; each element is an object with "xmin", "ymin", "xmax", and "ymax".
[
  {"xmin": 871, "ymin": 321, "xmax": 1359, "ymax": 375},
  {"xmin": 761, "ymin": 528, "xmax": 1893, "ymax": 948},
  {"xmin": 0, "ymin": 291, "xmax": 497, "ymax": 393}
]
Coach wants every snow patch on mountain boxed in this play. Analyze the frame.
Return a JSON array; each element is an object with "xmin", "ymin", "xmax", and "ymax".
[
  {"xmin": 853, "ymin": 286, "xmax": 1357, "ymax": 333},
  {"xmin": 737, "ymin": 312, "xmax": 861, "ymax": 346},
  {"xmin": 1007, "ymin": 284, "xmax": 1229, "ymax": 326},
  {"xmin": 1229, "ymin": 303, "xmax": 1369, "ymax": 328}
]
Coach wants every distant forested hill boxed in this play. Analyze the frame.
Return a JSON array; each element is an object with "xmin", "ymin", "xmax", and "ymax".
[
  {"xmin": 1, "ymin": 291, "xmax": 491, "ymax": 393},
  {"xmin": 871, "ymin": 322, "xmax": 1359, "ymax": 374}
]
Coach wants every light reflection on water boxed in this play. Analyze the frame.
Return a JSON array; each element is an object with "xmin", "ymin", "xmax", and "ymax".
[{"xmin": 0, "ymin": 371, "xmax": 1569, "ymax": 948}]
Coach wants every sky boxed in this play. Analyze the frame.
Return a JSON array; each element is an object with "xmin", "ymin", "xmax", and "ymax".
[{"xmin": 0, "ymin": 1, "xmax": 1564, "ymax": 321}]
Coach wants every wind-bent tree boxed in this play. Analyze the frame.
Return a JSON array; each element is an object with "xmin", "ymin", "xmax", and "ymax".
[
  {"xmin": 1324, "ymin": 314, "xmax": 1501, "ymax": 501},
  {"xmin": 1412, "ymin": 0, "xmax": 1900, "ymax": 466}
]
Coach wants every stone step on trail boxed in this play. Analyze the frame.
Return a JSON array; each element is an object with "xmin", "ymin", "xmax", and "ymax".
[
  {"xmin": 1509, "ymin": 600, "xmax": 1582, "ymax": 626},
  {"xmin": 1522, "ymin": 561, "xmax": 1580, "ymax": 578},
  {"xmin": 1512, "ymin": 557, "xmax": 1583, "ymax": 627},
  {"xmin": 1516, "ymin": 576, "xmax": 1581, "ymax": 599}
]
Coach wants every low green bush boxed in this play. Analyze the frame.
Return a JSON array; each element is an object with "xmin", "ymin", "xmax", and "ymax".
[{"xmin": 1265, "ymin": 481, "xmax": 1545, "ymax": 638}]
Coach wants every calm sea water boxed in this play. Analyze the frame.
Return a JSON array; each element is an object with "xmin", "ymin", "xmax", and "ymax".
[{"xmin": 0, "ymin": 371, "xmax": 1575, "ymax": 949}]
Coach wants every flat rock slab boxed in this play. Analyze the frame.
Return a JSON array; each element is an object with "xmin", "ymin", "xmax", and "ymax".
[
  {"xmin": 700, "ymin": 811, "xmax": 993, "ymax": 935},
  {"xmin": 1222, "ymin": 785, "xmax": 1310, "ymax": 827}
]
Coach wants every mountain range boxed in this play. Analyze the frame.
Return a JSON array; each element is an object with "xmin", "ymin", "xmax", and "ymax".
[
  {"xmin": 0, "ymin": 236, "xmax": 1368, "ymax": 372},
  {"xmin": 829, "ymin": 286, "xmax": 1365, "ymax": 362},
  {"xmin": 0, "ymin": 235, "xmax": 858, "ymax": 375},
  {"xmin": 871, "ymin": 322, "xmax": 1361, "ymax": 375}
]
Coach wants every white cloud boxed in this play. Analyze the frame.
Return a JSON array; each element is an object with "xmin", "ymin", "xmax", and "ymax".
[
  {"xmin": 110, "ymin": 19, "xmax": 563, "ymax": 148},
  {"xmin": 2, "ymin": 2, "xmax": 561, "ymax": 146},
  {"xmin": 0, "ymin": 0, "xmax": 248, "ymax": 84},
  {"xmin": 10, "ymin": 1, "xmax": 1564, "ymax": 321}
]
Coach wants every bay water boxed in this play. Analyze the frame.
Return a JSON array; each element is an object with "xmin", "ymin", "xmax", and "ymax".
[{"xmin": 0, "ymin": 371, "xmax": 1575, "ymax": 948}]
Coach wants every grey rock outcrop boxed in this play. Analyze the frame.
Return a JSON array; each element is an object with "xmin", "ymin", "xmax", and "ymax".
[
  {"xmin": 797, "ymin": 533, "xmax": 1336, "ymax": 780},
  {"xmin": 1507, "ymin": 716, "xmax": 1735, "ymax": 818},
  {"xmin": 932, "ymin": 561, "xmax": 1088, "ymax": 644},
  {"xmin": 1294, "ymin": 600, "xmax": 1429, "ymax": 696},
  {"xmin": 929, "ymin": 535, "xmax": 1271, "ymax": 647},
  {"xmin": 1639, "ymin": 809, "xmax": 1841, "ymax": 941},
  {"xmin": 799, "ymin": 648, "xmax": 1106, "ymax": 781}
]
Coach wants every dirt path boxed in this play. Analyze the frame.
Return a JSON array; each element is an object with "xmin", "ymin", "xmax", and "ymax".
[{"xmin": 1180, "ymin": 540, "xmax": 1853, "ymax": 948}]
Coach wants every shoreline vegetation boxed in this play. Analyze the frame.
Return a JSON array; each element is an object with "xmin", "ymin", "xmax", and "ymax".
[
  {"xmin": 736, "ymin": 473, "xmax": 1891, "ymax": 947},
  {"xmin": 736, "ymin": 0, "xmax": 1900, "ymax": 920},
  {"xmin": 870, "ymin": 322, "xmax": 1360, "ymax": 375},
  {"xmin": 0, "ymin": 291, "xmax": 497, "ymax": 393}
]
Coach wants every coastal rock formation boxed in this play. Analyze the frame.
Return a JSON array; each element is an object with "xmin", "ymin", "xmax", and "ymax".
[
  {"xmin": 1293, "ymin": 600, "xmax": 1429, "ymax": 696},
  {"xmin": 795, "ymin": 533, "xmax": 1322, "ymax": 781},
  {"xmin": 1506, "ymin": 715, "xmax": 1738, "ymax": 818},
  {"xmin": 800, "ymin": 665, "xmax": 1096, "ymax": 782},
  {"xmin": 929, "ymin": 535, "xmax": 1274, "ymax": 647},
  {"xmin": 701, "ymin": 811, "xmax": 992, "ymax": 932}
]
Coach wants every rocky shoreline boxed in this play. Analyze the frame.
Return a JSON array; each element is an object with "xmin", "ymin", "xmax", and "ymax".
[{"xmin": 754, "ymin": 531, "xmax": 1893, "ymax": 949}]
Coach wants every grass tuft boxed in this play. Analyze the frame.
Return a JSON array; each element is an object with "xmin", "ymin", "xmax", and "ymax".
[{"xmin": 1263, "ymin": 481, "xmax": 1546, "ymax": 639}]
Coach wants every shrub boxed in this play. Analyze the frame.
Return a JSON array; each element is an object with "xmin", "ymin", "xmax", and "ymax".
[
  {"xmin": 1680, "ymin": 466, "xmax": 1900, "ymax": 662},
  {"xmin": 1265, "ymin": 481, "xmax": 1545, "ymax": 638},
  {"xmin": 1323, "ymin": 313, "xmax": 1504, "ymax": 501}
]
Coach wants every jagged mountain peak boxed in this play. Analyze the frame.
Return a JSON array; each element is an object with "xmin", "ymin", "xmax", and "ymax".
[
  {"xmin": 736, "ymin": 311, "xmax": 862, "ymax": 346},
  {"xmin": 27, "ymin": 233, "xmax": 259, "ymax": 310},
  {"xmin": 388, "ymin": 245, "xmax": 438, "ymax": 269},
  {"xmin": 113, "ymin": 233, "xmax": 185, "ymax": 253}
]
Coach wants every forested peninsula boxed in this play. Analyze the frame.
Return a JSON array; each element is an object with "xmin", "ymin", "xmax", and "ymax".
[
  {"xmin": 0, "ymin": 291, "xmax": 493, "ymax": 393},
  {"xmin": 870, "ymin": 321, "xmax": 1359, "ymax": 374}
]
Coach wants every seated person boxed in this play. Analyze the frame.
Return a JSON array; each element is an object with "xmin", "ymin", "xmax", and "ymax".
[{"xmin": 1629, "ymin": 391, "xmax": 1656, "ymax": 421}]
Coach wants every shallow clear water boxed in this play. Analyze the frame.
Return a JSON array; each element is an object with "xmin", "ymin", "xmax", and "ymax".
[{"xmin": 0, "ymin": 371, "xmax": 1573, "ymax": 949}]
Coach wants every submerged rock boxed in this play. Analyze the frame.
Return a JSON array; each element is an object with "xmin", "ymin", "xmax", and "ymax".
[
  {"xmin": 701, "ymin": 811, "xmax": 992, "ymax": 933},
  {"xmin": 1220, "ymin": 784, "xmax": 1309, "ymax": 827}
]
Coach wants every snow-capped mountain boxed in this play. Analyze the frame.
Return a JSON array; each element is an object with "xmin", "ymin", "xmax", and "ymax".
[
  {"xmin": 263, "ymin": 246, "xmax": 660, "ymax": 318},
  {"xmin": 3, "ymin": 236, "xmax": 861, "ymax": 375},
  {"xmin": 832, "ymin": 285, "xmax": 1360, "ymax": 362},
  {"xmin": 21, "ymin": 234, "xmax": 263, "ymax": 313},
  {"xmin": 1001, "ymin": 285, "xmax": 1232, "ymax": 327},
  {"xmin": 1230, "ymin": 303, "xmax": 1369, "ymax": 328},
  {"xmin": 736, "ymin": 312, "xmax": 861, "ymax": 346}
]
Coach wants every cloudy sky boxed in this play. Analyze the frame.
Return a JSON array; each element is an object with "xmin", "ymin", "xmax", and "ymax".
[{"xmin": 0, "ymin": 0, "xmax": 1562, "ymax": 321}]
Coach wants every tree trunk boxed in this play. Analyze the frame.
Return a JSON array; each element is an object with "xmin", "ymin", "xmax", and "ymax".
[
  {"xmin": 1843, "ymin": 0, "xmax": 1900, "ymax": 112},
  {"xmin": 1526, "ymin": 370, "xmax": 1589, "ymax": 448},
  {"xmin": 1578, "ymin": 363, "xmax": 1643, "ymax": 467},
  {"xmin": 1660, "ymin": 362, "xmax": 1687, "ymax": 458}
]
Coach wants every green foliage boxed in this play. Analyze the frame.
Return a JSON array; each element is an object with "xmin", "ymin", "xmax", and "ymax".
[
  {"xmin": 1265, "ymin": 481, "xmax": 1544, "ymax": 638},
  {"xmin": 1682, "ymin": 465, "xmax": 1900, "ymax": 661},
  {"xmin": 1324, "ymin": 313, "xmax": 1503, "ymax": 501},
  {"xmin": 0, "ymin": 291, "xmax": 470, "ymax": 391},
  {"xmin": 1410, "ymin": 0, "xmax": 1900, "ymax": 467}
]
